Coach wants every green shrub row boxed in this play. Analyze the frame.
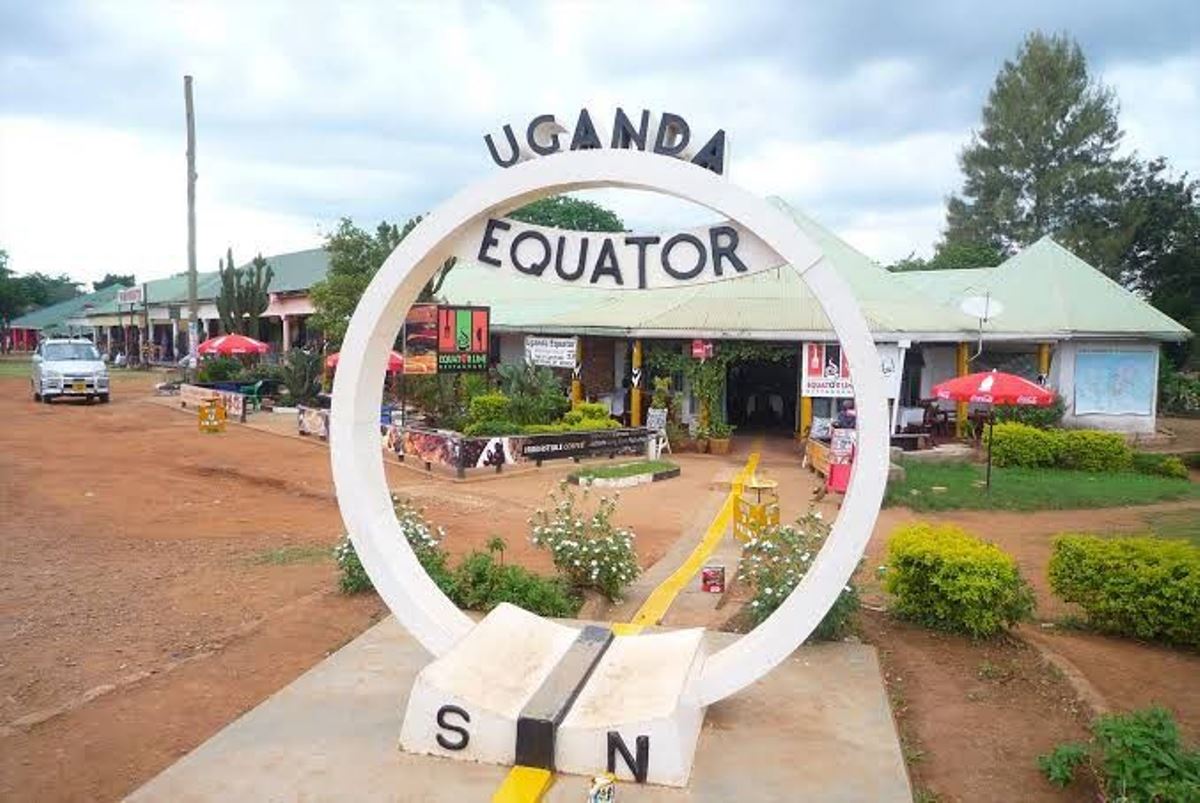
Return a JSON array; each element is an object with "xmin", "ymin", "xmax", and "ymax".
[
  {"xmin": 883, "ymin": 522, "xmax": 1034, "ymax": 637},
  {"xmin": 1048, "ymin": 534, "xmax": 1200, "ymax": 647},
  {"xmin": 462, "ymin": 392, "xmax": 618, "ymax": 437},
  {"xmin": 988, "ymin": 422, "xmax": 1134, "ymax": 472}
]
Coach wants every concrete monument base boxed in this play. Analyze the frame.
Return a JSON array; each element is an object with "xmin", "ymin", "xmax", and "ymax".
[{"xmin": 127, "ymin": 616, "xmax": 912, "ymax": 802}]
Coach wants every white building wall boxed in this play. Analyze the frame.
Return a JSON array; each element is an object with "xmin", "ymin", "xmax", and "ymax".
[
  {"xmin": 918, "ymin": 344, "xmax": 958, "ymax": 402},
  {"xmin": 1053, "ymin": 340, "xmax": 1159, "ymax": 435}
]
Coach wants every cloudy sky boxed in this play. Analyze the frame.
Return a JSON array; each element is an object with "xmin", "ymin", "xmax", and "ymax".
[{"xmin": 1, "ymin": 1, "xmax": 1198, "ymax": 286}]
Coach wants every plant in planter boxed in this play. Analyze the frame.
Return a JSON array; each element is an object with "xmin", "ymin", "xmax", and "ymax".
[{"xmin": 709, "ymin": 420, "xmax": 735, "ymax": 454}]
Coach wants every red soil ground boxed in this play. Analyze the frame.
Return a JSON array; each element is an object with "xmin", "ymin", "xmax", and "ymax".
[{"xmin": 2, "ymin": 365, "xmax": 1197, "ymax": 802}]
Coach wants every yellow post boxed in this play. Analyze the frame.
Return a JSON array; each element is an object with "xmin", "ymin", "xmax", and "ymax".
[
  {"xmin": 955, "ymin": 342, "xmax": 969, "ymax": 438},
  {"xmin": 799, "ymin": 395, "xmax": 813, "ymax": 440},
  {"xmin": 1037, "ymin": 342, "xmax": 1051, "ymax": 379},
  {"xmin": 571, "ymin": 337, "xmax": 583, "ymax": 404},
  {"xmin": 630, "ymin": 338, "xmax": 643, "ymax": 426}
]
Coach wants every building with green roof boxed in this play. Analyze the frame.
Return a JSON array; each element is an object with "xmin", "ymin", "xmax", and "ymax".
[{"xmin": 57, "ymin": 203, "xmax": 1189, "ymax": 435}]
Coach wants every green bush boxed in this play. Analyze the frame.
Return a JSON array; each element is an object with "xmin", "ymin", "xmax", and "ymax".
[
  {"xmin": 739, "ymin": 510, "xmax": 859, "ymax": 640},
  {"xmin": 987, "ymin": 422, "xmax": 1064, "ymax": 468},
  {"xmin": 564, "ymin": 402, "xmax": 611, "ymax": 425},
  {"xmin": 497, "ymin": 363, "xmax": 570, "ymax": 425},
  {"xmin": 1132, "ymin": 452, "xmax": 1191, "ymax": 480},
  {"xmin": 995, "ymin": 397, "xmax": 1065, "ymax": 429},
  {"xmin": 197, "ymin": 356, "xmax": 243, "ymax": 382},
  {"xmin": 335, "ymin": 504, "xmax": 579, "ymax": 618},
  {"xmin": 451, "ymin": 548, "xmax": 580, "ymax": 618},
  {"xmin": 1048, "ymin": 534, "xmax": 1200, "ymax": 647},
  {"xmin": 883, "ymin": 522, "xmax": 1035, "ymax": 637},
  {"xmin": 1159, "ymin": 368, "xmax": 1200, "ymax": 414},
  {"xmin": 523, "ymin": 418, "xmax": 620, "ymax": 434},
  {"xmin": 1059, "ymin": 429, "xmax": 1133, "ymax": 472},
  {"xmin": 1038, "ymin": 707, "xmax": 1200, "ymax": 802},
  {"xmin": 463, "ymin": 419, "xmax": 522, "ymax": 437},
  {"xmin": 468, "ymin": 392, "xmax": 512, "ymax": 424},
  {"xmin": 989, "ymin": 422, "xmax": 1134, "ymax": 472}
]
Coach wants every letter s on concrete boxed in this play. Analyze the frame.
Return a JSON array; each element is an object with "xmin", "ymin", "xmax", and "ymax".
[{"xmin": 436, "ymin": 704, "xmax": 471, "ymax": 750}]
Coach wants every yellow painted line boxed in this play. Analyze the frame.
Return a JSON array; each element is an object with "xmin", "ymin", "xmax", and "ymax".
[
  {"xmin": 492, "ymin": 765, "xmax": 553, "ymax": 803},
  {"xmin": 489, "ymin": 442, "xmax": 761, "ymax": 802},
  {"xmin": 625, "ymin": 444, "xmax": 761, "ymax": 629}
]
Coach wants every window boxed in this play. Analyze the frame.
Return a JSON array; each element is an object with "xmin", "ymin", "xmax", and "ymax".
[{"xmin": 43, "ymin": 343, "xmax": 100, "ymax": 361}]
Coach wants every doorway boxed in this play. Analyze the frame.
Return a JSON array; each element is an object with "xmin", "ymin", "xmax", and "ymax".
[{"xmin": 726, "ymin": 355, "xmax": 798, "ymax": 432}]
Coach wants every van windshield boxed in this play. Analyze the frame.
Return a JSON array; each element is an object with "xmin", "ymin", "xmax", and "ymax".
[{"xmin": 44, "ymin": 343, "xmax": 100, "ymax": 361}]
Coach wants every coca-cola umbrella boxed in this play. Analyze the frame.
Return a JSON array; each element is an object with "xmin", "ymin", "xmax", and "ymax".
[
  {"xmin": 931, "ymin": 369, "xmax": 1057, "ymax": 489},
  {"xmin": 325, "ymin": 350, "xmax": 404, "ymax": 373},
  {"xmin": 197, "ymin": 333, "xmax": 269, "ymax": 356}
]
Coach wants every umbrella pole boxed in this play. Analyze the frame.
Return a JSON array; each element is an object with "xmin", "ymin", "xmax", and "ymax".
[{"xmin": 986, "ymin": 411, "xmax": 995, "ymax": 491}]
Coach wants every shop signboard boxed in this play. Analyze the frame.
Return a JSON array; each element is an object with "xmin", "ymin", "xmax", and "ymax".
[
  {"xmin": 524, "ymin": 335, "xmax": 576, "ymax": 369},
  {"xmin": 403, "ymin": 304, "xmax": 439, "ymax": 375},
  {"xmin": 801, "ymin": 342, "xmax": 902, "ymax": 399},
  {"xmin": 117, "ymin": 286, "xmax": 143, "ymax": 305},
  {"xmin": 691, "ymin": 339, "xmax": 713, "ymax": 360},
  {"xmin": 436, "ymin": 305, "xmax": 490, "ymax": 372}
]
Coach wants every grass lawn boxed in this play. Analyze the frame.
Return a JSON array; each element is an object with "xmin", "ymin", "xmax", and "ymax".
[
  {"xmin": 571, "ymin": 459, "xmax": 678, "ymax": 481},
  {"xmin": 885, "ymin": 460, "xmax": 1199, "ymax": 512},
  {"xmin": 0, "ymin": 357, "xmax": 31, "ymax": 378},
  {"xmin": 1141, "ymin": 509, "xmax": 1200, "ymax": 547}
]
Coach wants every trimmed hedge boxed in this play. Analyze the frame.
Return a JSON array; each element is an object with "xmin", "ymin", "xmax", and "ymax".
[
  {"xmin": 988, "ymin": 422, "xmax": 1133, "ymax": 472},
  {"xmin": 1049, "ymin": 534, "xmax": 1200, "ymax": 647},
  {"xmin": 1059, "ymin": 430, "xmax": 1133, "ymax": 472},
  {"xmin": 988, "ymin": 422, "xmax": 1063, "ymax": 468},
  {"xmin": 884, "ymin": 522, "xmax": 1035, "ymax": 637},
  {"xmin": 468, "ymin": 392, "xmax": 512, "ymax": 424}
]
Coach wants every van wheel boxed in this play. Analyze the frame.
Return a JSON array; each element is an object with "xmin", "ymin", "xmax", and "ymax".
[
  {"xmin": 100, "ymin": 394, "xmax": 110, "ymax": 404},
  {"xmin": 33, "ymin": 388, "xmax": 41, "ymax": 401},
  {"xmin": 42, "ymin": 395, "xmax": 53, "ymax": 404}
]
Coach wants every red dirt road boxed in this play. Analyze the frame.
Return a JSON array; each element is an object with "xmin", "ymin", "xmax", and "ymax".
[{"xmin": 0, "ymin": 371, "xmax": 728, "ymax": 801}]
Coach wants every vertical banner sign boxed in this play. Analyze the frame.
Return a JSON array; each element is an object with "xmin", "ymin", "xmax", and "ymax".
[
  {"xmin": 802, "ymin": 342, "xmax": 902, "ymax": 399},
  {"xmin": 404, "ymin": 303, "xmax": 439, "ymax": 375},
  {"xmin": 437, "ymin": 305, "xmax": 490, "ymax": 372}
]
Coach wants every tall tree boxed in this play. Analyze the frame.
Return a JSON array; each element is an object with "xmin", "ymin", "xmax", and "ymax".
[
  {"xmin": 944, "ymin": 31, "xmax": 1130, "ymax": 269},
  {"xmin": 94, "ymin": 273, "xmax": 135, "ymax": 291},
  {"xmin": 509, "ymin": 195, "xmax": 625, "ymax": 232},
  {"xmin": 888, "ymin": 241, "xmax": 1005, "ymax": 272},
  {"xmin": 216, "ymin": 248, "xmax": 274, "ymax": 335},
  {"xmin": 1115, "ymin": 157, "xmax": 1200, "ymax": 366}
]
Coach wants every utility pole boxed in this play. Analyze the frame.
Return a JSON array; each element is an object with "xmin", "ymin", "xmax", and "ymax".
[{"xmin": 184, "ymin": 75, "xmax": 199, "ymax": 364}]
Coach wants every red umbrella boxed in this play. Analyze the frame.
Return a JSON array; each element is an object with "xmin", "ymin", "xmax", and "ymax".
[
  {"xmin": 197, "ymin": 334, "xmax": 269, "ymax": 356},
  {"xmin": 325, "ymin": 350, "xmax": 404, "ymax": 373},
  {"xmin": 930, "ymin": 370, "xmax": 1057, "ymax": 489}
]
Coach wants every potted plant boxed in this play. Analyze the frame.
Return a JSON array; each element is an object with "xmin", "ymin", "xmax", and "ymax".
[
  {"xmin": 709, "ymin": 420, "xmax": 734, "ymax": 454},
  {"xmin": 693, "ymin": 423, "xmax": 711, "ymax": 454}
]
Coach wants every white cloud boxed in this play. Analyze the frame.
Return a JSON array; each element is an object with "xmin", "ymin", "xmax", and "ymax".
[
  {"xmin": 1108, "ymin": 54, "xmax": 1200, "ymax": 176},
  {"xmin": 0, "ymin": 116, "xmax": 321, "ymax": 283}
]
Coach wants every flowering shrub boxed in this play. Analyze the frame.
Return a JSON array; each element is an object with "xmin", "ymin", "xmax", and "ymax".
[
  {"xmin": 738, "ymin": 510, "xmax": 860, "ymax": 640},
  {"xmin": 336, "ymin": 501, "xmax": 580, "ymax": 617},
  {"xmin": 336, "ymin": 496, "xmax": 453, "ymax": 595},
  {"xmin": 529, "ymin": 483, "xmax": 640, "ymax": 601}
]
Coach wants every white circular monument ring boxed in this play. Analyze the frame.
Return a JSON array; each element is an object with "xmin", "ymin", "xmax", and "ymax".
[{"xmin": 329, "ymin": 148, "xmax": 888, "ymax": 708}]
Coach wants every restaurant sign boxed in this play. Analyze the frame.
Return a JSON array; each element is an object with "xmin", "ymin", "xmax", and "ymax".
[
  {"xmin": 801, "ymin": 342, "xmax": 903, "ymax": 399},
  {"xmin": 436, "ymin": 306, "xmax": 490, "ymax": 372}
]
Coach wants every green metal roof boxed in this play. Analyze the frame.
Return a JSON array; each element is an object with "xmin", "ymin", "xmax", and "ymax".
[
  {"xmin": 9, "ymin": 284, "xmax": 125, "ymax": 333},
  {"xmin": 84, "ymin": 247, "xmax": 330, "ymax": 314},
  {"xmin": 894, "ymin": 237, "xmax": 1190, "ymax": 340}
]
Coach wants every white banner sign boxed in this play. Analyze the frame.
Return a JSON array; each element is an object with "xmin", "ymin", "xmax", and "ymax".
[
  {"xmin": 117, "ymin": 286, "xmax": 144, "ymax": 305},
  {"xmin": 801, "ymin": 342, "xmax": 903, "ymax": 399},
  {"xmin": 452, "ymin": 216, "xmax": 792, "ymax": 291},
  {"xmin": 524, "ymin": 335, "xmax": 577, "ymax": 368}
]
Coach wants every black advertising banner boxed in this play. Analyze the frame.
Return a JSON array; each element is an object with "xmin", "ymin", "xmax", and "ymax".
[{"xmin": 437, "ymin": 305, "xmax": 490, "ymax": 372}]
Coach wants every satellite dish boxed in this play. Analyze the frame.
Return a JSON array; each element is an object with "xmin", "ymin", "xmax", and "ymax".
[{"xmin": 960, "ymin": 295, "xmax": 1004, "ymax": 322}]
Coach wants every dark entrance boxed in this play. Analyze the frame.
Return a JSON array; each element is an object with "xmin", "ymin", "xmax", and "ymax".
[{"xmin": 726, "ymin": 355, "xmax": 798, "ymax": 431}]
